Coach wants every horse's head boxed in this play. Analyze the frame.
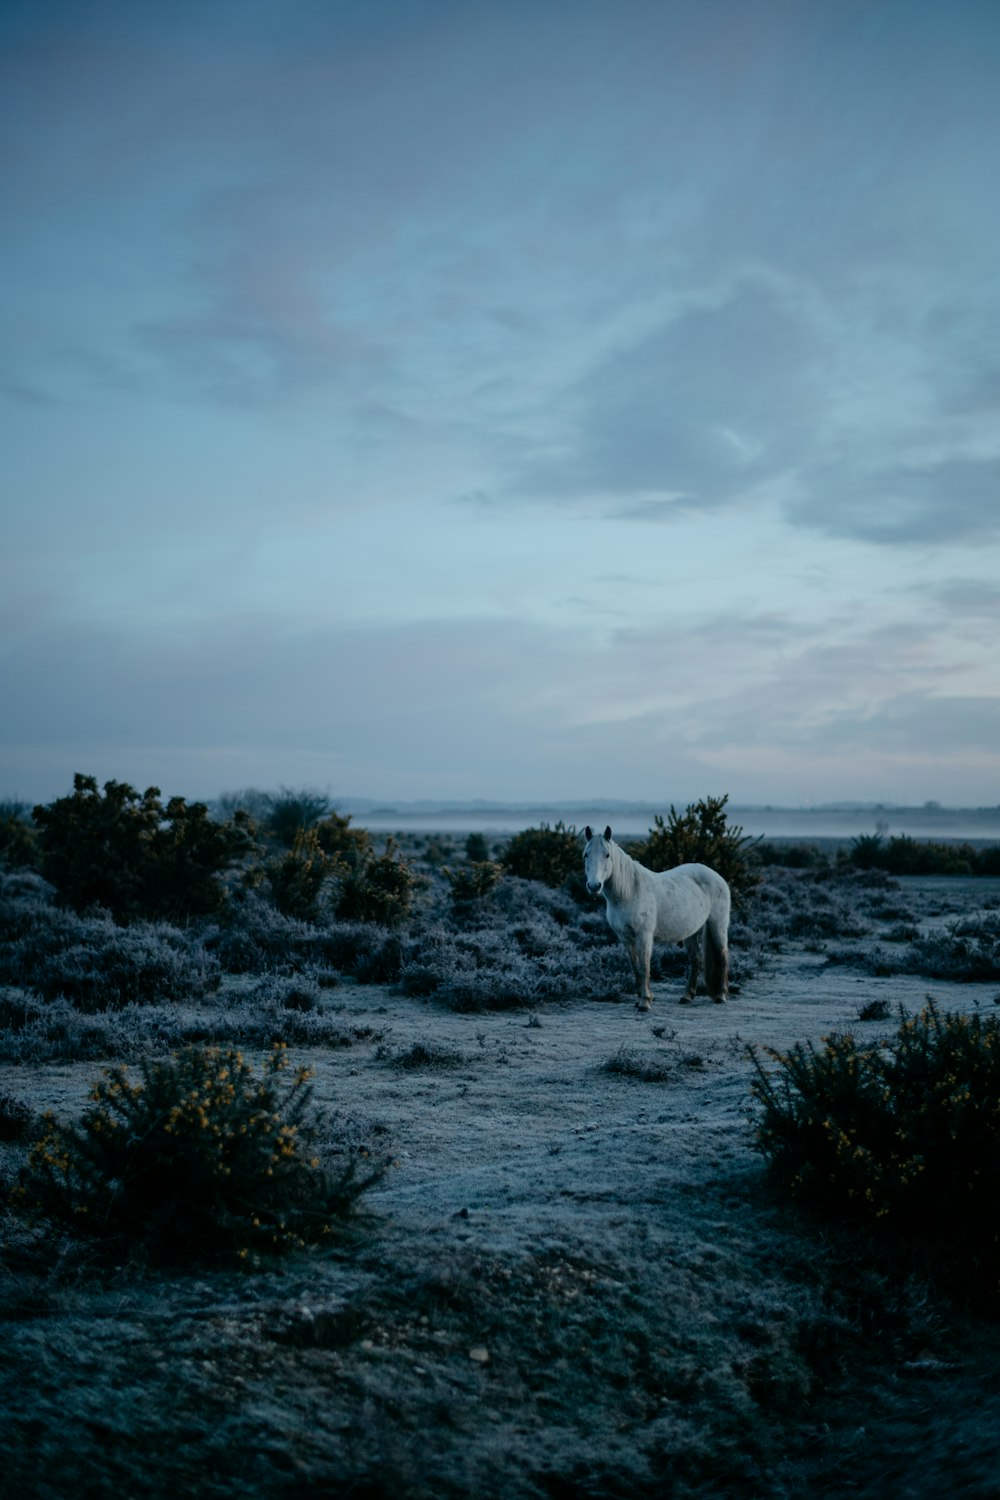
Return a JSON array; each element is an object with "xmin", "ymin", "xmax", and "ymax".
[{"xmin": 583, "ymin": 825, "xmax": 614, "ymax": 896}]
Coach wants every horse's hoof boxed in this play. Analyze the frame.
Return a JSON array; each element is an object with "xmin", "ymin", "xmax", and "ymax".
[
  {"xmin": 712, "ymin": 996, "xmax": 726, "ymax": 1005},
  {"xmin": 679, "ymin": 996, "xmax": 693, "ymax": 1005}
]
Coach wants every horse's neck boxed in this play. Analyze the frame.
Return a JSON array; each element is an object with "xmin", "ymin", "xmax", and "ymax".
[{"xmin": 607, "ymin": 842, "xmax": 640, "ymax": 903}]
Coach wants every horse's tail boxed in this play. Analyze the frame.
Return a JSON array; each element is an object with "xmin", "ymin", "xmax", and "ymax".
[
  {"xmin": 704, "ymin": 923, "xmax": 728, "ymax": 999},
  {"xmin": 704, "ymin": 879, "xmax": 730, "ymax": 999}
]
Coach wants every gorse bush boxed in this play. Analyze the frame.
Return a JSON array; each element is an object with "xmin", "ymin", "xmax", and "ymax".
[
  {"xmin": 33, "ymin": 774, "xmax": 256, "ymax": 922},
  {"xmin": 315, "ymin": 810, "xmax": 372, "ymax": 868},
  {"xmin": 501, "ymin": 822, "xmax": 581, "ymax": 888},
  {"xmin": 751, "ymin": 1002, "xmax": 1000, "ymax": 1297},
  {"xmin": 633, "ymin": 794, "xmax": 760, "ymax": 911},
  {"xmin": 334, "ymin": 839, "xmax": 415, "ymax": 926},
  {"xmin": 265, "ymin": 827, "xmax": 336, "ymax": 922},
  {"xmin": 443, "ymin": 861, "xmax": 504, "ymax": 905},
  {"xmin": 19, "ymin": 1043, "xmax": 386, "ymax": 1264}
]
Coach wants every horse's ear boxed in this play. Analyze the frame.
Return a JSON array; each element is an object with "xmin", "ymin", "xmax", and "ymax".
[
  {"xmin": 584, "ymin": 826, "xmax": 592, "ymax": 841},
  {"xmin": 604, "ymin": 825, "xmax": 612, "ymax": 841}
]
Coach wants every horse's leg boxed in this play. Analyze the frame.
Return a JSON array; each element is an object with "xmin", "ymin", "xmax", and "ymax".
[
  {"xmin": 625, "ymin": 939, "xmax": 645, "ymax": 1003},
  {"xmin": 681, "ymin": 928, "xmax": 703, "ymax": 1003},
  {"xmin": 705, "ymin": 917, "xmax": 729, "ymax": 1003},
  {"xmin": 628, "ymin": 929, "xmax": 654, "ymax": 1010}
]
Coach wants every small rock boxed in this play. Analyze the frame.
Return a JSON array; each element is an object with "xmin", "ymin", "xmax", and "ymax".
[{"xmin": 468, "ymin": 1346, "xmax": 490, "ymax": 1364}]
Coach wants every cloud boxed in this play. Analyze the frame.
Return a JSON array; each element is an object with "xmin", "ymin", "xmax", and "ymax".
[
  {"xmin": 793, "ymin": 692, "xmax": 1000, "ymax": 757},
  {"xmin": 928, "ymin": 578, "xmax": 1000, "ymax": 619},
  {"xmin": 2, "ymin": 597, "xmax": 996, "ymax": 804},
  {"xmin": 519, "ymin": 277, "xmax": 821, "ymax": 510},
  {"xmin": 791, "ymin": 455, "xmax": 1000, "ymax": 545},
  {"xmin": 507, "ymin": 271, "xmax": 1000, "ymax": 547}
]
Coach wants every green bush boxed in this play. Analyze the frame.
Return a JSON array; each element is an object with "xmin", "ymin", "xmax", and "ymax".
[
  {"xmin": 849, "ymin": 833, "xmax": 1000, "ymax": 876},
  {"xmin": 264, "ymin": 787, "xmax": 332, "ymax": 847},
  {"xmin": 443, "ymin": 861, "xmax": 504, "ymax": 905},
  {"xmin": 501, "ymin": 822, "xmax": 581, "ymax": 888},
  {"xmin": 32, "ymin": 774, "xmax": 256, "ymax": 922},
  {"xmin": 755, "ymin": 842, "xmax": 829, "ymax": 870},
  {"xmin": 633, "ymin": 794, "xmax": 760, "ymax": 911},
  {"xmin": 335, "ymin": 840, "xmax": 415, "ymax": 926},
  {"xmin": 465, "ymin": 832, "xmax": 491, "ymax": 863},
  {"xmin": 751, "ymin": 1002, "xmax": 1000, "ymax": 1296},
  {"xmin": 314, "ymin": 809, "xmax": 372, "ymax": 867},
  {"xmin": 18, "ymin": 1043, "xmax": 386, "ymax": 1264},
  {"xmin": 265, "ymin": 826, "xmax": 336, "ymax": 921},
  {"xmin": 0, "ymin": 802, "xmax": 37, "ymax": 869}
]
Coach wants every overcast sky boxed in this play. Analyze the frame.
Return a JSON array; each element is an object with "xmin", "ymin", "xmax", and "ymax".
[{"xmin": 3, "ymin": 0, "xmax": 999, "ymax": 808}]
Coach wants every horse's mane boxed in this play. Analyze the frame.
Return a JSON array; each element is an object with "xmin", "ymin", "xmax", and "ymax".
[{"xmin": 609, "ymin": 839, "xmax": 642, "ymax": 902}]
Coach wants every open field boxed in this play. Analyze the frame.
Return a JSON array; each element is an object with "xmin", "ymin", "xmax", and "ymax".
[{"xmin": 2, "ymin": 847, "xmax": 1000, "ymax": 1498}]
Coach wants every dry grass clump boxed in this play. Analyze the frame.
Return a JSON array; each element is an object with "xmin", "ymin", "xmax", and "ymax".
[
  {"xmin": 17, "ymin": 1043, "xmax": 386, "ymax": 1266},
  {"xmin": 603, "ymin": 1044, "xmax": 706, "ymax": 1081}
]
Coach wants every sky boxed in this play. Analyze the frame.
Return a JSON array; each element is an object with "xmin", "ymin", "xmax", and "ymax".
[{"xmin": 2, "ymin": 0, "xmax": 999, "ymax": 809}]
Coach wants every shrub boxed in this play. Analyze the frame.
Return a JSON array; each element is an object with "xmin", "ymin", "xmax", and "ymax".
[
  {"xmin": 0, "ymin": 885, "xmax": 219, "ymax": 1010},
  {"xmin": 398, "ymin": 905, "xmax": 629, "ymax": 1010},
  {"xmin": 826, "ymin": 918, "xmax": 1000, "ymax": 983},
  {"xmin": 849, "ymin": 833, "xmax": 1000, "ymax": 877},
  {"xmin": 210, "ymin": 901, "xmax": 323, "ymax": 974},
  {"xmin": 18, "ymin": 1043, "xmax": 387, "ymax": 1264},
  {"xmin": 0, "ymin": 802, "xmax": 37, "ymax": 869},
  {"xmin": 632, "ymin": 794, "xmax": 760, "ymax": 912},
  {"xmin": 209, "ymin": 899, "xmax": 398, "ymax": 981},
  {"xmin": 755, "ymin": 842, "xmax": 829, "ymax": 870},
  {"xmin": 0, "ymin": 1090, "xmax": 35, "ymax": 1142},
  {"xmin": 465, "ymin": 832, "xmax": 490, "ymax": 863},
  {"xmin": 265, "ymin": 827, "xmax": 337, "ymax": 921},
  {"xmin": 0, "ymin": 988, "xmax": 191, "ymax": 1064},
  {"xmin": 751, "ymin": 1002, "xmax": 1000, "ymax": 1296},
  {"xmin": 334, "ymin": 840, "xmax": 415, "ymax": 926},
  {"xmin": 32, "ymin": 774, "xmax": 256, "ymax": 922},
  {"xmin": 314, "ymin": 810, "xmax": 371, "ymax": 868},
  {"xmin": 443, "ymin": 861, "xmax": 504, "ymax": 905},
  {"xmin": 501, "ymin": 822, "xmax": 581, "ymax": 888},
  {"xmin": 264, "ymin": 787, "xmax": 331, "ymax": 847},
  {"xmin": 13, "ymin": 922, "xmax": 220, "ymax": 1011}
]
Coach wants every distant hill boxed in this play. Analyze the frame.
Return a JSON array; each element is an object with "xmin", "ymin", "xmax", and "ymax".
[{"xmin": 334, "ymin": 799, "xmax": 1000, "ymax": 840}]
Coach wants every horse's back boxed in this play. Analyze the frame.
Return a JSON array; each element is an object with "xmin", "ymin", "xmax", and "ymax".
[
  {"xmin": 648, "ymin": 862, "xmax": 724, "ymax": 941},
  {"xmin": 676, "ymin": 862, "xmax": 730, "ymax": 900}
]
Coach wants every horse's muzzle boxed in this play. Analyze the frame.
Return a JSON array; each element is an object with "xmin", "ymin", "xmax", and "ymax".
[{"xmin": 587, "ymin": 881, "xmax": 603, "ymax": 896}]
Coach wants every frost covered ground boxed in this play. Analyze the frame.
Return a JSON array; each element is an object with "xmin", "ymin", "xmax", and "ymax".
[{"xmin": 1, "ymin": 868, "xmax": 1000, "ymax": 1498}]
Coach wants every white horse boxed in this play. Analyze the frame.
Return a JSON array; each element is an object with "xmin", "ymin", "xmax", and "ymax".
[{"xmin": 583, "ymin": 826, "xmax": 730, "ymax": 1010}]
